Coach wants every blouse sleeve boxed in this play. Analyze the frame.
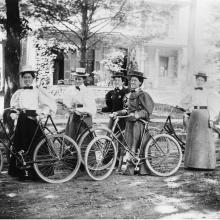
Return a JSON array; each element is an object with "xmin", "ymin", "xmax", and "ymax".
[
  {"xmin": 38, "ymin": 88, "xmax": 57, "ymax": 115},
  {"xmin": 136, "ymin": 92, "xmax": 154, "ymax": 119},
  {"xmin": 208, "ymin": 90, "xmax": 220, "ymax": 121},
  {"xmin": 102, "ymin": 90, "xmax": 112, "ymax": 112},
  {"xmin": 63, "ymin": 87, "xmax": 73, "ymax": 108},
  {"xmin": 10, "ymin": 90, "xmax": 21, "ymax": 108},
  {"xmin": 76, "ymin": 88, "xmax": 96, "ymax": 118}
]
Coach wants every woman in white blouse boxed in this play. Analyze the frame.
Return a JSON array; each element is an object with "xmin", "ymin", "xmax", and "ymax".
[
  {"xmin": 63, "ymin": 68, "xmax": 96, "ymax": 141},
  {"xmin": 181, "ymin": 72, "xmax": 218, "ymax": 170},
  {"xmin": 8, "ymin": 65, "xmax": 57, "ymax": 179}
]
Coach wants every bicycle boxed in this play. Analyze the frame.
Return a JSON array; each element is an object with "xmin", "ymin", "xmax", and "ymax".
[
  {"xmin": 0, "ymin": 108, "xmax": 81, "ymax": 183},
  {"xmin": 58, "ymin": 102, "xmax": 117, "ymax": 163},
  {"xmin": 84, "ymin": 115, "xmax": 183, "ymax": 181}
]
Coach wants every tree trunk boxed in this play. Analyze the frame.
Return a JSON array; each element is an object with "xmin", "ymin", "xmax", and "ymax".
[
  {"xmin": 4, "ymin": 0, "xmax": 21, "ymax": 108},
  {"xmin": 80, "ymin": 0, "xmax": 88, "ymax": 68}
]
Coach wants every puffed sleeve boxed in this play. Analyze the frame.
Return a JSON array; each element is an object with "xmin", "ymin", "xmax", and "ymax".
[
  {"xmin": 10, "ymin": 90, "xmax": 21, "ymax": 108},
  {"xmin": 76, "ymin": 87, "xmax": 96, "ymax": 118},
  {"xmin": 63, "ymin": 87, "xmax": 74, "ymax": 108},
  {"xmin": 179, "ymin": 87, "xmax": 193, "ymax": 111},
  {"xmin": 136, "ymin": 92, "xmax": 154, "ymax": 119},
  {"xmin": 38, "ymin": 88, "xmax": 57, "ymax": 114},
  {"xmin": 102, "ymin": 90, "xmax": 113, "ymax": 112},
  {"xmin": 208, "ymin": 90, "xmax": 220, "ymax": 121}
]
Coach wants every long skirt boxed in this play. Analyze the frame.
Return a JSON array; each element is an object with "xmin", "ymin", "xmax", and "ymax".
[
  {"xmin": 124, "ymin": 120, "xmax": 150, "ymax": 172},
  {"xmin": 8, "ymin": 112, "xmax": 43, "ymax": 178},
  {"xmin": 184, "ymin": 109, "xmax": 216, "ymax": 169},
  {"xmin": 65, "ymin": 112, "xmax": 92, "ymax": 141}
]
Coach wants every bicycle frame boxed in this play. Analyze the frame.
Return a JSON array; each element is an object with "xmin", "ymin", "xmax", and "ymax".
[
  {"xmin": 110, "ymin": 116, "xmax": 154, "ymax": 168},
  {"xmin": 162, "ymin": 106, "xmax": 186, "ymax": 151},
  {"xmin": 0, "ymin": 113, "xmax": 59, "ymax": 166}
]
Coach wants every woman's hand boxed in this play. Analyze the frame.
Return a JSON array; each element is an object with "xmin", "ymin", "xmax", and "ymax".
[
  {"xmin": 109, "ymin": 112, "xmax": 118, "ymax": 118},
  {"xmin": 10, "ymin": 113, "xmax": 18, "ymax": 120}
]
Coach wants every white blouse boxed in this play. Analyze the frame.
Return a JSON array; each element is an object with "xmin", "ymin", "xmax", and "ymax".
[
  {"xmin": 181, "ymin": 87, "xmax": 220, "ymax": 121},
  {"xmin": 63, "ymin": 85, "xmax": 96, "ymax": 118},
  {"xmin": 10, "ymin": 87, "xmax": 57, "ymax": 115}
]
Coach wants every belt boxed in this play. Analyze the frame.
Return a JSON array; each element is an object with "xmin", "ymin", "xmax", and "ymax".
[
  {"xmin": 76, "ymin": 104, "xmax": 83, "ymax": 108},
  {"xmin": 22, "ymin": 110, "xmax": 37, "ymax": 117},
  {"xmin": 194, "ymin": 106, "xmax": 207, "ymax": 109}
]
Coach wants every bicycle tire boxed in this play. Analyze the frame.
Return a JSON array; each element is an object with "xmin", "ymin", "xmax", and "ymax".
[
  {"xmin": 144, "ymin": 133, "xmax": 182, "ymax": 177},
  {"xmin": 78, "ymin": 127, "xmax": 114, "ymax": 163},
  {"xmin": 33, "ymin": 134, "xmax": 81, "ymax": 183},
  {"xmin": 84, "ymin": 135, "xmax": 117, "ymax": 181},
  {"xmin": 0, "ymin": 149, "xmax": 3, "ymax": 173}
]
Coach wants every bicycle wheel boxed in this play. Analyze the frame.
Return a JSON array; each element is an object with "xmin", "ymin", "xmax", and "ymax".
[
  {"xmin": 85, "ymin": 135, "xmax": 117, "ymax": 181},
  {"xmin": 78, "ymin": 127, "xmax": 113, "ymax": 163},
  {"xmin": 0, "ymin": 149, "xmax": 3, "ymax": 173},
  {"xmin": 33, "ymin": 134, "xmax": 81, "ymax": 183},
  {"xmin": 144, "ymin": 133, "xmax": 182, "ymax": 177}
]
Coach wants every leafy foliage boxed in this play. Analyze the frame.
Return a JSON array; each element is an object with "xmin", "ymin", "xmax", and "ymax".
[
  {"xmin": 101, "ymin": 50, "xmax": 124, "ymax": 73},
  {"xmin": 34, "ymin": 37, "xmax": 77, "ymax": 85}
]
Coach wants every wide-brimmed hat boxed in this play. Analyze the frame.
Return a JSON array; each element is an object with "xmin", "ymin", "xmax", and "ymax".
[
  {"xmin": 127, "ymin": 70, "xmax": 146, "ymax": 79},
  {"xmin": 111, "ymin": 71, "xmax": 125, "ymax": 79},
  {"xmin": 72, "ymin": 68, "xmax": 89, "ymax": 77},
  {"xmin": 195, "ymin": 72, "xmax": 207, "ymax": 81},
  {"xmin": 19, "ymin": 64, "xmax": 36, "ymax": 78}
]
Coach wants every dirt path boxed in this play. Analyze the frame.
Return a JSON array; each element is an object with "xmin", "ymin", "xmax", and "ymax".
[{"xmin": 1, "ymin": 166, "xmax": 220, "ymax": 219}]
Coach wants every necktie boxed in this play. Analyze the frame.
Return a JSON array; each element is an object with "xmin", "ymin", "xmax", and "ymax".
[
  {"xmin": 75, "ymin": 86, "xmax": 80, "ymax": 91},
  {"xmin": 195, "ymin": 87, "xmax": 203, "ymax": 90},
  {"xmin": 23, "ymin": 86, "xmax": 33, "ymax": 90}
]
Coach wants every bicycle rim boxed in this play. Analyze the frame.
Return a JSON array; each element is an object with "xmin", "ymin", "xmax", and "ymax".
[
  {"xmin": 0, "ymin": 150, "xmax": 3, "ymax": 173},
  {"xmin": 33, "ymin": 134, "xmax": 81, "ymax": 183},
  {"xmin": 145, "ymin": 134, "xmax": 182, "ymax": 177},
  {"xmin": 85, "ymin": 135, "xmax": 117, "ymax": 181},
  {"xmin": 78, "ymin": 127, "xmax": 113, "ymax": 163}
]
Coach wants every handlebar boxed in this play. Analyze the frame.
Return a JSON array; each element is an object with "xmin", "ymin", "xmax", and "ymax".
[{"xmin": 175, "ymin": 105, "xmax": 186, "ymax": 112}]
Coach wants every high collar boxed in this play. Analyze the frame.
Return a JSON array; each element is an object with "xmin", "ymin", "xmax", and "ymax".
[{"xmin": 115, "ymin": 86, "xmax": 123, "ymax": 90}]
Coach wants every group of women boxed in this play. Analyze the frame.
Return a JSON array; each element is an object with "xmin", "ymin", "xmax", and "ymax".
[{"xmin": 7, "ymin": 65, "xmax": 219, "ymax": 180}]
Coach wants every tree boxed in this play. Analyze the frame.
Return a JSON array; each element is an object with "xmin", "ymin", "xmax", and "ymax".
[
  {"xmin": 24, "ymin": 0, "xmax": 126, "ymax": 71},
  {"xmin": 0, "ymin": 0, "xmax": 30, "ymax": 107}
]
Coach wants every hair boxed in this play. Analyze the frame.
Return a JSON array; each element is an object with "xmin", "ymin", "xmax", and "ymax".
[
  {"xmin": 21, "ymin": 71, "xmax": 35, "ymax": 79},
  {"xmin": 196, "ymin": 76, "xmax": 207, "ymax": 82}
]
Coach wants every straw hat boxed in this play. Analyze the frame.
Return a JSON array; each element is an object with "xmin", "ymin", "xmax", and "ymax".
[
  {"xmin": 19, "ymin": 64, "xmax": 36, "ymax": 78},
  {"xmin": 71, "ymin": 68, "xmax": 89, "ymax": 77}
]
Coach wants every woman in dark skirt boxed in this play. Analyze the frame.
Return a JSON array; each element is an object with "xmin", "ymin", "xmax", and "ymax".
[
  {"xmin": 115, "ymin": 70, "xmax": 154, "ymax": 175},
  {"xmin": 8, "ymin": 65, "xmax": 57, "ymax": 179},
  {"xmin": 63, "ymin": 68, "xmax": 96, "ymax": 141}
]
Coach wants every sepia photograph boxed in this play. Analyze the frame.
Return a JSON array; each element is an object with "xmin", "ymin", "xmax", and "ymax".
[{"xmin": 0, "ymin": 0, "xmax": 220, "ymax": 219}]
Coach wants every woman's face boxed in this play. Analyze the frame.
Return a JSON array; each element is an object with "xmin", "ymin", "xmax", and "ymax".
[
  {"xmin": 196, "ymin": 76, "xmax": 205, "ymax": 87},
  {"xmin": 130, "ymin": 76, "xmax": 141, "ymax": 89},
  {"xmin": 114, "ymin": 77, "xmax": 123, "ymax": 88},
  {"xmin": 74, "ymin": 76, "xmax": 84, "ymax": 86},
  {"xmin": 23, "ymin": 73, "xmax": 34, "ymax": 86}
]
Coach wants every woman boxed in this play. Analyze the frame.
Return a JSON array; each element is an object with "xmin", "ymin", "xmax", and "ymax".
[
  {"xmin": 181, "ymin": 72, "xmax": 218, "ymax": 170},
  {"xmin": 63, "ymin": 68, "xmax": 96, "ymax": 141},
  {"xmin": 9, "ymin": 65, "xmax": 57, "ymax": 179},
  {"xmin": 102, "ymin": 71, "xmax": 129, "ymax": 130},
  {"xmin": 116, "ymin": 70, "xmax": 154, "ymax": 175}
]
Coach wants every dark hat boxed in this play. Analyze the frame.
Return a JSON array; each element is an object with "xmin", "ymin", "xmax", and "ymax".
[
  {"xmin": 127, "ymin": 70, "xmax": 146, "ymax": 79},
  {"xmin": 111, "ymin": 71, "xmax": 125, "ymax": 78},
  {"xmin": 72, "ymin": 68, "xmax": 89, "ymax": 77},
  {"xmin": 19, "ymin": 65, "xmax": 36, "ymax": 78},
  {"xmin": 195, "ymin": 72, "xmax": 207, "ymax": 81}
]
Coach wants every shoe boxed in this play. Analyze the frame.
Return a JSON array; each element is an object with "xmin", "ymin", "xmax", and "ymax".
[
  {"xmin": 139, "ymin": 163, "xmax": 150, "ymax": 176},
  {"xmin": 121, "ymin": 163, "xmax": 135, "ymax": 176}
]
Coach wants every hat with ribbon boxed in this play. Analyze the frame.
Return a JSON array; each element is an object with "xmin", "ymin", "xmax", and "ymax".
[
  {"xmin": 19, "ymin": 64, "xmax": 36, "ymax": 78},
  {"xmin": 127, "ymin": 70, "xmax": 146, "ymax": 79},
  {"xmin": 195, "ymin": 72, "xmax": 208, "ymax": 81},
  {"xmin": 111, "ymin": 71, "xmax": 126, "ymax": 79},
  {"xmin": 72, "ymin": 68, "xmax": 89, "ymax": 77}
]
